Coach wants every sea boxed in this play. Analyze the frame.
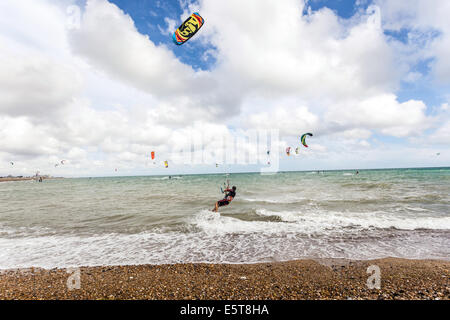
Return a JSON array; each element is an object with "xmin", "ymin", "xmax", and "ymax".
[{"xmin": 0, "ymin": 168, "xmax": 449, "ymax": 269}]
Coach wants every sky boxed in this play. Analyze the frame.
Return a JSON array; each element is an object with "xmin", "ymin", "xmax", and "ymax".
[{"xmin": 0, "ymin": 0, "xmax": 449, "ymax": 177}]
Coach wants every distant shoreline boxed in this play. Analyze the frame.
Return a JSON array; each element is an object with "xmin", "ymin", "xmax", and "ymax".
[
  {"xmin": 0, "ymin": 177, "xmax": 63, "ymax": 183},
  {"xmin": 0, "ymin": 177, "xmax": 36, "ymax": 182},
  {"xmin": 1, "ymin": 258, "xmax": 448, "ymax": 300},
  {"xmin": 1, "ymin": 165, "xmax": 446, "ymax": 181},
  {"xmin": 33, "ymin": 166, "xmax": 448, "ymax": 180}
]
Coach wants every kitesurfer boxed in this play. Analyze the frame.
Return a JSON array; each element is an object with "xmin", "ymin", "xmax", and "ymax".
[{"xmin": 212, "ymin": 186, "xmax": 237, "ymax": 212}]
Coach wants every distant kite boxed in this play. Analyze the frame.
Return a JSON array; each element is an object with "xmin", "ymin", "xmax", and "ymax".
[
  {"xmin": 295, "ymin": 147, "xmax": 299, "ymax": 154},
  {"xmin": 300, "ymin": 133, "xmax": 313, "ymax": 148},
  {"xmin": 61, "ymin": 160, "xmax": 66, "ymax": 165},
  {"xmin": 164, "ymin": 161, "xmax": 169, "ymax": 168},
  {"xmin": 10, "ymin": 162, "xmax": 14, "ymax": 166},
  {"xmin": 151, "ymin": 151, "xmax": 155, "ymax": 161},
  {"xmin": 286, "ymin": 147, "xmax": 291, "ymax": 156},
  {"xmin": 173, "ymin": 12, "xmax": 204, "ymax": 45}
]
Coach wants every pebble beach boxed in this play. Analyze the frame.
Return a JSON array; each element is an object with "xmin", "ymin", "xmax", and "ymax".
[{"xmin": 1, "ymin": 258, "xmax": 448, "ymax": 300}]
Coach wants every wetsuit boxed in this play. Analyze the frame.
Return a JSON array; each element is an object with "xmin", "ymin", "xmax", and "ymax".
[{"xmin": 218, "ymin": 188, "xmax": 236, "ymax": 207}]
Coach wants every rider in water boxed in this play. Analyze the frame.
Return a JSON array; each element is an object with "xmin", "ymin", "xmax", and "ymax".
[{"xmin": 213, "ymin": 186, "xmax": 237, "ymax": 212}]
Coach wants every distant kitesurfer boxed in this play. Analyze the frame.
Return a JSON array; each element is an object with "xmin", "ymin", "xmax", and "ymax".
[{"xmin": 212, "ymin": 186, "xmax": 237, "ymax": 212}]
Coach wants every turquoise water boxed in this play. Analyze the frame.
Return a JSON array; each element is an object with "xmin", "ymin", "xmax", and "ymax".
[{"xmin": 0, "ymin": 168, "xmax": 449, "ymax": 268}]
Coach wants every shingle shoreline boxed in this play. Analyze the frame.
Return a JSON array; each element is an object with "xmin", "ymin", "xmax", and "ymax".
[{"xmin": 1, "ymin": 258, "xmax": 448, "ymax": 300}]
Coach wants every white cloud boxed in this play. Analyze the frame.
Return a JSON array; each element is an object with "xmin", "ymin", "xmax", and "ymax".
[
  {"xmin": 158, "ymin": 17, "xmax": 177, "ymax": 36},
  {"xmin": 325, "ymin": 94, "xmax": 430, "ymax": 137},
  {"xmin": 197, "ymin": 0, "xmax": 398, "ymax": 100},
  {"xmin": 0, "ymin": 117, "xmax": 60, "ymax": 157},
  {"xmin": 69, "ymin": 0, "xmax": 211, "ymax": 98},
  {"xmin": 339, "ymin": 128, "xmax": 373, "ymax": 140},
  {"xmin": 0, "ymin": 51, "xmax": 82, "ymax": 118},
  {"xmin": 376, "ymin": 0, "xmax": 450, "ymax": 83},
  {"xmin": 425, "ymin": 103, "xmax": 450, "ymax": 145},
  {"xmin": 429, "ymin": 120, "xmax": 450, "ymax": 144},
  {"xmin": 245, "ymin": 105, "xmax": 319, "ymax": 136},
  {"xmin": 403, "ymin": 71, "xmax": 422, "ymax": 83}
]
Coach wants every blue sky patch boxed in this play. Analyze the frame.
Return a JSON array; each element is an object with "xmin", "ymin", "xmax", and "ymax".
[
  {"xmin": 109, "ymin": 0, "xmax": 215, "ymax": 71},
  {"xmin": 306, "ymin": 0, "xmax": 370, "ymax": 19}
]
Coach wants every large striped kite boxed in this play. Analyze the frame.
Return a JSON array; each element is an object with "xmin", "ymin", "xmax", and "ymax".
[{"xmin": 173, "ymin": 12, "xmax": 205, "ymax": 45}]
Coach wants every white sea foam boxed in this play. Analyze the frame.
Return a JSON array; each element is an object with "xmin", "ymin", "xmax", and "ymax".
[
  {"xmin": 254, "ymin": 209, "xmax": 450, "ymax": 231},
  {"xmin": 241, "ymin": 197, "xmax": 296, "ymax": 204},
  {"xmin": 1, "ymin": 224, "xmax": 448, "ymax": 269}
]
